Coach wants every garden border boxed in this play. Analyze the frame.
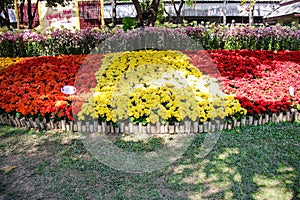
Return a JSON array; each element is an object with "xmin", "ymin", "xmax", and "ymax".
[{"xmin": 0, "ymin": 111, "xmax": 299, "ymax": 133}]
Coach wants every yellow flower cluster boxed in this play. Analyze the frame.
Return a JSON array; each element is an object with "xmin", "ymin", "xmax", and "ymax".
[
  {"xmin": 0, "ymin": 57, "xmax": 24, "ymax": 70},
  {"xmin": 78, "ymin": 50, "xmax": 246, "ymax": 124}
]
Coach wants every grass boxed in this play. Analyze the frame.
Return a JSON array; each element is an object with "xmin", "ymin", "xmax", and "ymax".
[{"xmin": 0, "ymin": 122, "xmax": 299, "ymax": 199}]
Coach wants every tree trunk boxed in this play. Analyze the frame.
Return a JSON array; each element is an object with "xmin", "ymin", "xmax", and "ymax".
[
  {"xmin": 174, "ymin": 0, "xmax": 184, "ymax": 24},
  {"xmin": 223, "ymin": 0, "xmax": 227, "ymax": 25},
  {"xmin": 20, "ymin": 0, "xmax": 25, "ymax": 25},
  {"xmin": 249, "ymin": 4, "xmax": 254, "ymax": 26},
  {"xmin": 132, "ymin": 0, "xmax": 143, "ymax": 27},
  {"xmin": 149, "ymin": 0, "xmax": 160, "ymax": 26},
  {"xmin": 111, "ymin": 0, "xmax": 116, "ymax": 27},
  {"xmin": 164, "ymin": 7, "xmax": 173, "ymax": 23},
  {"xmin": 32, "ymin": 0, "xmax": 39, "ymax": 23},
  {"xmin": 27, "ymin": 0, "xmax": 33, "ymax": 29}
]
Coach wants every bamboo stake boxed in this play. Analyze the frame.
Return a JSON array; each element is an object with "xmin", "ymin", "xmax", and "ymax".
[
  {"xmin": 241, "ymin": 118, "xmax": 246, "ymax": 126},
  {"xmin": 70, "ymin": 121, "xmax": 74, "ymax": 132},
  {"xmin": 193, "ymin": 121, "xmax": 199, "ymax": 133},
  {"xmin": 102, "ymin": 122, "xmax": 107, "ymax": 133},
  {"xmin": 164, "ymin": 123, "xmax": 169, "ymax": 133},
  {"xmin": 272, "ymin": 113, "xmax": 276, "ymax": 123},
  {"xmin": 129, "ymin": 123, "xmax": 134, "ymax": 134},
  {"xmin": 265, "ymin": 114, "xmax": 269, "ymax": 123},
  {"xmin": 253, "ymin": 120, "xmax": 258, "ymax": 126},
  {"xmin": 248, "ymin": 116, "xmax": 253, "ymax": 125},
  {"xmin": 258, "ymin": 115, "xmax": 262, "ymax": 125},
  {"xmin": 215, "ymin": 120, "xmax": 220, "ymax": 131},
  {"xmin": 185, "ymin": 121, "xmax": 191, "ymax": 134},
  {"xmin": 90, "ymin": 124, "xmax": 94, "ymax": 133},
  {"xmin": 77, "ymin": 121, "xmax": 82, "ymax": 132},
  {"xmin": 156, "ymin": 122, "xmax": 161, "ymax": 134},
  {"xmin": 36, "ymin": 118, "xmax": 45, "ymax": 130},
  {"xmin": 61, "ymin": 119, "xmax": 66, "ymax": 131},
  {"xmin": 133, "ymin": 124, "xmax": 138, "ymax": 133},
  {"xmin": 169, "ymin": 125, "xmax": 174, "ymax": 134},
  {"xmin": 97, "ymin": 124, "xmax": 102, "ymax": 133},
  {"xmin": 147, "ymin": 124, "xmax": 151, "ymax": 134},
  {"xmin": 199, "ymin": 124, "xmax": 204, "ymax": 133},
  {"xmin": 142, "ymin": 125, "xmax": 147, "ymax": 134},
  {"xmin": 120, "ymin": 123, "xmax": 125, "ymax": 133},
  {"xmin": 151, "ymin": 125, "xmax": 156, "ymax": 134},
  {"xmin": 175, "ymin": 122, "xmax": 180, "ymax": 133},
  {"xmin": 124, "ymin": 124, "xmax": 129, "ymax": 134},
  {"xmin": 138, "ymin": 123, "xmax": 143, "ymax": 133},
  {"xmin": 85, "ymin": 121, "xmax": 90, "ymax": 132},
  {"xmin": 73, "ymin": 123, "xmax": 78, "ymax": 132},
  {"xmin": 93, "ymin": 120, "xmax": 98, "ymax": 132},
  {"xmin": 203, "ymin": 121, "xmax": 208, "ymax": 132},
  {"xmin": 15, "ymin": 117, "xmax": 21, "ymax": 127},
  {"xmin": 50, "ymin": 119, "xmax": 55, "ymax": 129},
  {"xmin": 286, "ymin": 111, "xmax": 290, "ymax": 122},
  {"xmin": 219, "ymin": 122, "xmax": 224, "ymax": 131},
  {"xmin": 66, "ymin": 124, "xmax": 70, "ymax": 132},
  {"xmin": 160, "ymin": 124, "xmax": 165, "ymax": 134}
]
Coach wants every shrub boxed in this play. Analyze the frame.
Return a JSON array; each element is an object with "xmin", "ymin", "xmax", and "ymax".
[{"xmin": 122, "ymin": 17, "xmax": 137, "ymax": 31}]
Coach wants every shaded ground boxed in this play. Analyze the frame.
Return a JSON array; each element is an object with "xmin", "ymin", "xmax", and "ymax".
[{"xmin": 0, "ymin": 123, "xmax": 299, "ymax": 199}]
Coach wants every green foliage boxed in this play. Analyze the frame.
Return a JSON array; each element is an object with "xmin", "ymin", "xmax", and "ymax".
[
  {"xmin": 122, "ymin": 17, "xmax": 137, "ymax": 31},
  {"xmin": 156, "ymin": 1, "xmax": 165, "ymax": 23}
]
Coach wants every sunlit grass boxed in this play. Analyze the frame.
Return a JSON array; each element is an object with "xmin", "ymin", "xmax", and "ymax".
[{"xmin": 0, "ymin": 122, "xmax": 299, "ymax": 199}]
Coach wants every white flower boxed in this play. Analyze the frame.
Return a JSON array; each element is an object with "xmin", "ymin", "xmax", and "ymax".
[{"xmin": 289, "ymin": 86, "xmax": 295, "ymax": 96}]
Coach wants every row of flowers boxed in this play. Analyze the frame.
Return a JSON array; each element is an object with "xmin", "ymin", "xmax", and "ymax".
[
  {"xmin": 0, "ymin": 28, "xmax": 109, "ymax": 58},
  {"xmin": 0, "ymin": 25, "xmax": 299, "ymax": 57},
  {"xmin": 0, "ymin": 50, "xmax": 299, "ymax": 124},
  {"xmin": 194, "ymin": 50, "xmax": 300, "ymax": 117},
  {"xmin": 0, "ymin": 55, "xmax": 84, "ymax": 120},
  {"xmin": 77, "ymin": 50, "xmax": 245, "ymax": 124},
  {"xmin": 185, "ymin": 25, "xmax": 300, "ymax": 50}
]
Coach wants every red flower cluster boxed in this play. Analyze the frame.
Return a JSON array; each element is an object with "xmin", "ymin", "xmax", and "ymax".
[
  {"xmin": 0, "ymin": 54, "xmax": 102, "ymax": 120},
  {"xmin": 182, "ymin": 50, "xmax": 221, "ymax": 78},
  {"xmin": 186, "ymin": 50, "xmax": 300, "ymax": 115}
]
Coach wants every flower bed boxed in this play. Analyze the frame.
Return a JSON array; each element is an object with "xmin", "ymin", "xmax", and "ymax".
[
  {"xmin": 0, "ymin": 26, "xmax": 299, "ymax": 58},
  {"xmin": 0, "ymin": 50, "xmax": 299, "ymax": 133},
  {"xmin": 206, "ymin": 50, "xmax": 300, "ymax": 117},
  {"xmin": 0, "ymin": 55, "xmax": 83, "ymax": 120},
  {"xmin": 77, "ymin": 50, "xmax": 245, "ymax": 125}
]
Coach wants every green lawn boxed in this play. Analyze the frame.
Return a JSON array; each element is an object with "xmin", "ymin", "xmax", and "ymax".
[{"xmin": 0, "ymin": 122, "xmax": 299, "ymax": 199}]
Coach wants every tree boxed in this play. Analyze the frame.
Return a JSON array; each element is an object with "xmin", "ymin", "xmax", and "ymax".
[
  {"xmin": 163, "ymin": 0, "xmax": 194, "ymax": 24},
  {"xmin": 240, "ymin": 0, "xmax": 256, "ymax": 26},
  {"xmin": 133, "ymin": 0, "xmax": 161, "ymax": 27},
  {"xmin": 0, "ymin": 0, "xmax": 13, "ymax": 28}
]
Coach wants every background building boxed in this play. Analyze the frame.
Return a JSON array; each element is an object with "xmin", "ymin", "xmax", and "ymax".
[
  {"xmin": 104, "ymin": 0, "xmax": 281, "ymax": 25},
  {"xmin": 264, "ymin": 0, "xmax": 300, "ymax": 26}
]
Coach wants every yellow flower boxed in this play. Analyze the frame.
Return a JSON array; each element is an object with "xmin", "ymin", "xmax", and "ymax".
[
  {"xmin": 77, "ymin": 50, "xmax": 246, "ymax": 123},
  {"xmin": 0, "ymin": 57, "xmax": 24, "ymax": 70}
]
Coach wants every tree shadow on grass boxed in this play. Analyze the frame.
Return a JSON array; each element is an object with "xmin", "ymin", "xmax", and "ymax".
[
  {"xmin": 1, "ymin": 123, "xmax": 300, "ymax": 199},
  {"xmin": 164, "ymin": 122, "xmax": 300, "ymax": 199}
]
